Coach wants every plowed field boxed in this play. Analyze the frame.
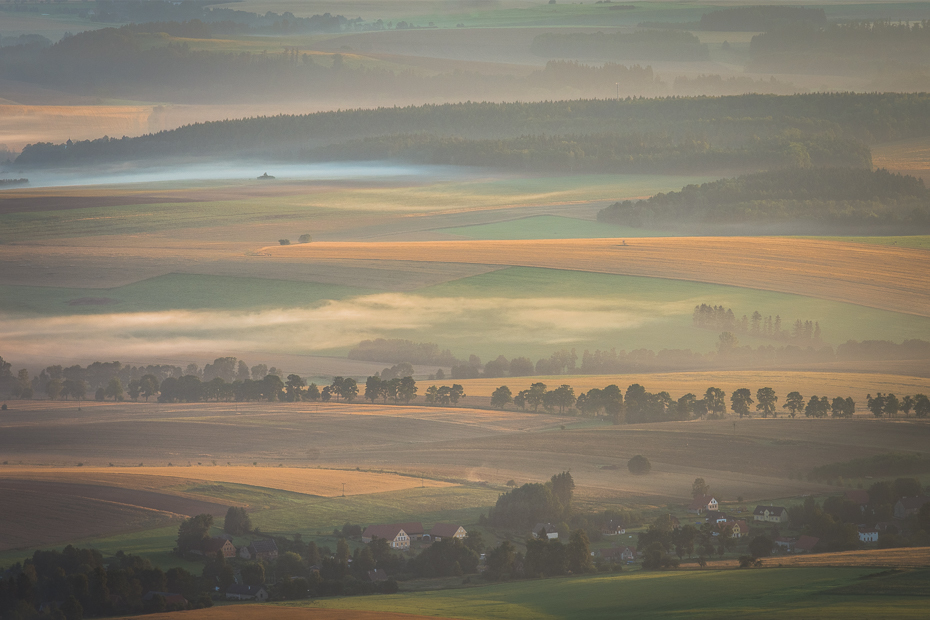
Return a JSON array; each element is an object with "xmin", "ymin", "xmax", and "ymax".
[{"xmin": 263, "ymin": 237, "xmax": 930, "ymax": 317}]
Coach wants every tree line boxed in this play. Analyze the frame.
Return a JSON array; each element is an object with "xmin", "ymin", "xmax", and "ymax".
[
  {"xmin": 14, "ymin": 93, "xmax": 930, "ymax": 166},
  {"xmin": 487, "ymin": 381, "xmax": 881, "ymax": 423},
  {"xmin": 693, "ymin": 304, "xmax": 822, "ymax": 344},
  {"xmin": 4, "ymin": 337, "xmax": 929, "ymax": 401},
  {"xmin": 0, "ymin": 545, "xmax": 214, "ymax": 618},
  {"xmin": 748, "ymin": 20, "xmax": 930, "ymax": 78},
  {"xmin": 597, "ymin": 167, "xmax": 930, "ymax": 230}
]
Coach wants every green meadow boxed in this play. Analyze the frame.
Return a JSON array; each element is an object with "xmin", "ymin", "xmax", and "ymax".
[{"xmin": 298, "ymin": 567, "xmax": 930, "ymax": 619}]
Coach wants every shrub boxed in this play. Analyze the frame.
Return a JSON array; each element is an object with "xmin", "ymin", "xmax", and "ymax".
[
  {"xmin": 628, "ymin": 455, "xmax": 651, "ymax": 475},
  {"xmin": 279, "ymin": 239, "xmax": 290, "ymax": 245}
]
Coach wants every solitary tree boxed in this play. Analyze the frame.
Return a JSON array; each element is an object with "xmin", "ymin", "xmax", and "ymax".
[
  {"xmin": 692, "ymin": 477, "xmax": 710, "ymax": 498},
  {"xmin": 756, "ymin": 387, "xmax": 778, "ymax": 418},
  {"xmin": 914, "ymin": 394, "xmax": 930, "ymax": 418},
  {"xmin": 730, "ymin": 388, "xmax": 753, "ymax": 418},
  {"xmin": 398, "ymin": 376, "xmax": 418, "ymax": 403},
  {"xmin": 490, "ymin": 385, "xmax": 513, "ymax": 409},
  {"xmin": 365, "ymin": 376, "xmax": 383, "ymax": 403},
  {"xmin": 866, "ymin": 393, "xmax": 885, "ymax": 417},
  {"xmin": 105, "ymin": 377, "xmax": 124, "ymax": 401},
  {"xmin": 628, "ymin": 455, "xmax": 651, "ymax": 475},
  {"xmin": 884, "ymin": 393, "xmax": 900, "ymax": 417},
  {"xmin": 224, "ymin": 506, "xmax": 252, "ymax": 535},
  {"xmin": 704, "ymin": 387, "xmax": 726, "ymax": 418},
  {"xmin": 783, "ymin": 391, "xmax": 804, "ymax": 417},
  {"xmin": 525, "ymin": 382, "xmax": 547, "ymax": 412}
]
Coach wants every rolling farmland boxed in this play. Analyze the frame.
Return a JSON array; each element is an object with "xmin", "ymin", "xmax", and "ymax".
[
  {"xmin": 0, "ymin": 466, "xmax": 455, "ymax": 498},
  {"xmin": 264, "ymin": 237, "xmax": 930, "ymax": 317}
]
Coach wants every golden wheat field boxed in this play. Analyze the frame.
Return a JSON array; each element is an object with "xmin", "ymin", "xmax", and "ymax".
[
  {"xmin": 264, "ymin": 237, "xmax": 930, "ymax": 317},
  {"xmin": 452, "ymin": 371, "xmax": 930, "ymax": 404},
  {"xmin": 0, "ymin": 466, "xmax": 454, "ymax": 498},
  {"xmin": 872, "ymin": 135, "xmax": 930, "ymax": 181},
  {"xmin": 760, "ymin": 548, "xmax": 930, "ymax": 568}
]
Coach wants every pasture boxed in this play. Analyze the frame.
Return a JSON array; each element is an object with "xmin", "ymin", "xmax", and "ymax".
[{"xmin": 294, "ymin": 567, "xmax": 930, "ymax": 619}]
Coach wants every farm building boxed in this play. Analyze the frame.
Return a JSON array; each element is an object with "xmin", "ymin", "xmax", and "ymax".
[
  {"xmin": 706, "ymin": 511, "xmax": 728, "ymax": 524},
  {"xmin": 244, "ymin": 539, "xmax": 278, "ymax": 562},
  {"xmin": 845, "ymin": 490, "xmax": 870, "ymax": 506},
  {"xmin": 753, "ymin": 506, "xmax": 789, "ymax": 523},
  {"xmin": 597, "ymin": 546, "xmax": 637, "ymax": 562},
  {"xmin": 794, "ymin": 535, "xmax": 819, "ymax": 553},
  {"xmin": 727, "ymin": 520, "xmax": 750, "ymax": 539},
  {"xmin": 688, "ymin": 495, "xmax": 718, "ymax": 514},
  {"xmin": 202, "ymin": 537, "xmax": 236, "ymax": 559},
  {"xmin": 429, "ymin": 523, "xmax": 467, "ymax": 542},
  {"xmin": 774, "ymin": 536, "xmax": 796, "ymax": 551},
  {"xmin": 362, "ymin": 524, "xmax": 412, "ymax": 549},
  {"xmin": 858, "ymin": 527, "xmax": 879, "ymax": 543},
  {"xmin": 533, "ymin": 523, "xmax": 559, "ymax": 539},
  {"xmin": 601, "ymin": 521, "xmax": 625, "ymax": 536},
  {"xmin": 894, "ymin": 496, "xmax": 929, "ymax": 519},
  {"xmin": 226, "ymin": 585, "xmax": 269, "ymax": 602}
]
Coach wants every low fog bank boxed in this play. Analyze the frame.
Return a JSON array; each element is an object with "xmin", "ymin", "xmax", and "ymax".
[
  {"xmin": 0, "ymin": 295, "xmax": 687, "ymax": 367},
  {"xmin": 0, "ymin": 159, "xmax": 468, "ymax": 190}
]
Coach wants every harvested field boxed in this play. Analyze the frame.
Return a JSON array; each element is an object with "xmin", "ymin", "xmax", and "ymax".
[
  {"xmin": 872, "ymin": 135, "xmax": 930, "ymax": 182},
  {"xmin": 263, "ymin": 237, "xmax": 930, "ymax": 317},
  {"xmin": 453, "ymin": 371, "xmax": 930, "ymax": 404},
  {"xmin": 760, "ymin": 548, "xmax": 930, "ymax": 569},
  {"xmin": 0, "ymin": 466, "xmax": 454, "ymax": 498},
  {"xmin": 0, "ymin": 479, "xmax": 227, "ymax": 552}
]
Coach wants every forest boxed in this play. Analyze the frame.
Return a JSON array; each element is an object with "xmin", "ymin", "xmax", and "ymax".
[
  {"xmin": 14, "ymin": 93, "xmax": 930, "ymax": 166},
  {"xmin": 748, "ymin": 20, "xmax": 930, "ymax": 78},
  {"xmin": 597, "ymin": 168, "xmax": 930, "ymax": 229}
]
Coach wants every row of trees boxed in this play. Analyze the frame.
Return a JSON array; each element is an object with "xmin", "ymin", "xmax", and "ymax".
[
  {"xmin": 488, "ymin": 381, "xmax": 868, "ymax": 422},
  {"xmin": 866, "ymin": 393, "xmax": 930, "ymax": 418}
]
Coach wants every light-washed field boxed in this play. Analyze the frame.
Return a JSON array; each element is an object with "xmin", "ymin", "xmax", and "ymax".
[
  {"xmin": 265, "ymin": 237, "xmax": 930, "ymax": 317},
  {"xmin": 0, "ymin": 466, "xmax": 454, "ymax": 498},
  {"xmin": 453, "ymin": 370, "xmax": 930, "ymax": 406},
  {"xmin": 300, "ymin": 567, "xmax": 929, "ymax": 620}
]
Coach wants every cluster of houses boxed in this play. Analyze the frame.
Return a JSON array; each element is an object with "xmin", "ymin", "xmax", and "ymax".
[
  {"xmin": 360, "ymin": 522, "xmax": 468, "ymax": 550},
  {"xmin": 194, "ymin": 535, "xmax": 279, "ymax": 563}
]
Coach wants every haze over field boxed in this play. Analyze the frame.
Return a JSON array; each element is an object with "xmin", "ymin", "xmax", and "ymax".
[{"xmin": 2, "ymin": 1, "xmax": 930, "ymax": 618}]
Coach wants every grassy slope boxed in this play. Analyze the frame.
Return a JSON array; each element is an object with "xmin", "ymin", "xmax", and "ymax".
[
  {"xmin": 0, "ymin": 273, "xmax": 370, "ymax": 315},
  {"xmin": 303, "ymin": 567, "xmax": 929, "ymax": 620}
]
